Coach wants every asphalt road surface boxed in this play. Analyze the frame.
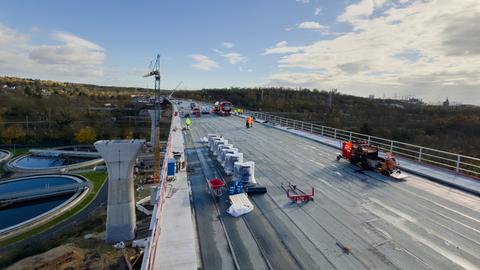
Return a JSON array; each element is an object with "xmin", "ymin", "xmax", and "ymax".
[{"xmin": 185, "ymin": 112, "xmax": 480, "ymax": 270}]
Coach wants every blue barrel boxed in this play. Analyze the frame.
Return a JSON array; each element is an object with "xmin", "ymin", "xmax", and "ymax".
[{"xmin": 167, "ymin": 158, "xmax": 176, "ymax": 176}]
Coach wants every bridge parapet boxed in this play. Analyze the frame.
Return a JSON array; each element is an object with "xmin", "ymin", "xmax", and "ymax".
[{"xmin": 246, "ymin": 111, "xmax": 480, "ymax": 179}]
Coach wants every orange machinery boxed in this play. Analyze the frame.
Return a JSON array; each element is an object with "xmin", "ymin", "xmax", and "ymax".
[{"xmin": 337, "ymin": 140, "xmax": 400, "ymax": 176}]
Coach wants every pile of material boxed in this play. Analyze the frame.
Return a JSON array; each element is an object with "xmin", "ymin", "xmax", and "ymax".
[{"xmin": 207, "ymin": 133, "xmax": 268, "ymax": 217}]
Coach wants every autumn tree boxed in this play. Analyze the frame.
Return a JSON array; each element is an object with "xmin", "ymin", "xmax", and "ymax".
[
  {"xmin": 74, "ymin": 126, "xmax": 97, "ymax": 144},
  {"xmin": 1, "ymin": 125, "xmax": 26, "ymax": 145}
]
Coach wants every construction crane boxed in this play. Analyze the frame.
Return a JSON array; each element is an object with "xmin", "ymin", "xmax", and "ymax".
[
  {"xmin": 144, "ymin": 54, "xmax": 162, "ymax": 183},
  {"xmin": 168, "ymin": 81, "xmax": 182, "ymax": 100}
]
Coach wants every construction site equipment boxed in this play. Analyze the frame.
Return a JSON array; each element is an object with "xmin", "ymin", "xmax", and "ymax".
[
  {"xmin": 227, "ymin": 193, "xmax": 254, "ymax": 217},
  {"xmin": 337, "ymin": 140, "xmax": 401, "ymax": 176},
  {"xmin": 143, "ymin": 54, "xmax": 162, "ymax": 184},
  {"xmin": 214, "ymin": 100, "xmax": 233, "ymax": 116},
  {"xmin": 208, "ymin": 178, "xmax": 226, "ymax": 197},
  {"xmin": 281, "ymin": 183, "xmax": 314, "ymax": 203},
  {"xmin": 245, "ymin": 185, "xmax": 267, "ymax": 195},
  {"xmin": 193, "ymin": 107, "xmax": 201, "ymax": 117},
  {"xmin": 228, "ymin": 180, "xmax": 244, "ymax": 195},
  {"xmin": 233, "ymin": 161, "xmax": 256, "ymax": 184},
  {"xmin": 225, "ymin": 153, "xmax": 243, "ymax": 175}
]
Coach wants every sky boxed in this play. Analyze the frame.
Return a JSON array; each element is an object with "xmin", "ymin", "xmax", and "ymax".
[{"xmin": 0, "ymin": 0, "xmax": 479, "ymax": 104}]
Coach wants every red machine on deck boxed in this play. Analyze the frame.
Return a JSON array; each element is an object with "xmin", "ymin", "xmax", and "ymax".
[
  {"xmin": 214, "ymin": 100, "xmax": 233, "ymax": 116},
  {"xmin": 337, "ymin": 140, "xmax": 401, "ymax": 176}
]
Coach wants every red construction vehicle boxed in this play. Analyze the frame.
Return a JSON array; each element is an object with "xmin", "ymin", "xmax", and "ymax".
[
  {"xmin": 192, "ymin": 107, "xmax": 201, "ymax": 117},
  {"xmin": 214, "ymin": 100, "xmax": 233, "ymax": 116},
  {"xmin": 337, "ymin": 140, "xmax": 401, "ymax": 176}
]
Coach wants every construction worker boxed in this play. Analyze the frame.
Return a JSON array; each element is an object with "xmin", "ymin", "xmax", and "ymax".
[
  {"xmin": 185, "ymin": 116, "xmax": 191, "ymax": 130},
  {"xmin": 247, "ymin": 116, "xmax": 254, "ymax": 128},
  {"xmin": 245, "ymin": 116, "xmax": 250, "ymax": 128}
]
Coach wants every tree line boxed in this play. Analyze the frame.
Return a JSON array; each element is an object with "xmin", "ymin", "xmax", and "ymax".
[{"xmin": 175, "ymin": 87, "xmax": 480, "ymax": 158}]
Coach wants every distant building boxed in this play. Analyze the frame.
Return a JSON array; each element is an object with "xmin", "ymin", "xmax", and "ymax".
[
  {"xmin": 406, "ymin": 97, "xmax": 423, "ymax": 104},
  {"xmin": 443, "ymin": 97, "xmax": 450, "ymax": 107}
]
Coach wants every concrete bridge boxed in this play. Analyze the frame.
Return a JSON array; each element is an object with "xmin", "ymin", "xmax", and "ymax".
[{"xmin": 141, "ymin": 101, "xmax": 480, "ymax": 270}]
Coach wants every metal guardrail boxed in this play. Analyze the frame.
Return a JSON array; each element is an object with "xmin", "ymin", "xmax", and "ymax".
[
  {"xmin": 141, "ymin": 103, "xmax": 175, "ymax": 270},
  {"xmin": 247, "ymin": 111, "xmax": 480, "ymax": 178}
]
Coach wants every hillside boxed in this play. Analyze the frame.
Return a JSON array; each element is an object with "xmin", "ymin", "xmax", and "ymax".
[
  {"xmin": 0, "ymin": 76, "xmax": 170, "ymax": 147},
  {"xmin": 175, "ymin": 88, "xmax": 480, "ymax": 158},
  {"xmin": 1, "ymin": 77, "xmax": 478, "ymax": 158}
]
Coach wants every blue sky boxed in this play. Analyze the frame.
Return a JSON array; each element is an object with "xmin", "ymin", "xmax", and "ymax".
[{"xmin": 1, "ymin": 0, "xmax": 479, "ymax": 104}]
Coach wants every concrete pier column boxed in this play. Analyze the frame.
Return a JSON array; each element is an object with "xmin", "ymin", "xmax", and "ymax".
[
  {"xmin": 148, "ymin": 109, "xmax": 160, "ymax": 145},
  {"xmin": 94, "ymin": 139, "xmax": 145, "ymax": 244}
]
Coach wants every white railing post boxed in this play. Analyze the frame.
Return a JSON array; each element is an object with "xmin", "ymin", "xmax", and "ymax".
[
  {"xmin": 456, "ymin": 155, "xmax": 461, "ymax": 173},
  {"xmin": 390, "ymin": 141, "xmax": 394, "ymax": 152},
  {"xmin": 418, "ymin": 147, "xmax": 423, "ymax": 162},
  {"xmin": 310, "ymin": 123, "xmax": 313, "ymax": 133},
  {"xmin": 334, "ymin": 129, "xmax": 337, "ymax": 139},
  {"xmin": 321, "ymin": 126, "xmax": 324, "ymax": 136},
  {"xmin": 349, "ymin": 132, "xmax": 352, "ymax": 141},
  {"xmin": 367, "ymin": 136, "xmax": 371, "ymax": 144},
  {"xmin": 301, "ymin": 121, "xmax": 304, "ymax": 130}
]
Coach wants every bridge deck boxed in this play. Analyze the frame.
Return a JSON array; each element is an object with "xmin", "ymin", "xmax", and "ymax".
[{"xmin": 186, "ymin": 113, "xmax": 480, "ymax": 270}]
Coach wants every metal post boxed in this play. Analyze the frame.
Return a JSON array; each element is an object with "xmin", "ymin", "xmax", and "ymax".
[
  {"xmin": 25, "ymin": 115, "xmax": 29, "ymax": 136},
  {"xmin": 367, "ymin": 136, "xmax": 371, "ymax": 144},
  {"xmin": 349, "ymin": 132, "xmax": 352, "ymax": 141},
  {"xmin": 390, "ymin": 141, "xmax": 393, "ymax": 152},
  {"xmin": 418, "ymin": 147, "xmax": 423, "ymax": 162},
  {"xmin": 334, "ymin": 129, "xmax": 337, "ymax": 139},
  {"xmin": 310, "ymin": 123, "xmax": 313, "ymax": 133},
  {"xmin": 455, "ymin": 155, "xmax": 461, "ymax": 173},
  {"xmin": 321, "ymin": 126, "xmax": 324, "ymax": 136},
  {"xmin": 301, "ymin": 121, "xmax": 304, "ymax": 130}
]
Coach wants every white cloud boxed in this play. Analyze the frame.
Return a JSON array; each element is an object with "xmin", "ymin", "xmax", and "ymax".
[
  {"xmin": 190, "ymin": 54, "xmax": 219, "ymax": 70},
  {"xmin": 297, "ymin": 21, "xmax": 329, "ymax": 31},
  {"xmin": 296, "ymin": 0, "xmax": 310, "ymax": 3},
  {"xmin": 266, "ymin": 0, "xmax": 480, "ymax": 104},
  {"xmin": 53, "ymin": 31, "xmax": 104, "ymax": 51},
  {"xmin": 0, "ymin": 23, "xmax": 106, "ymax": 81},
  {"xmin": 315, "ymin": 7, "xmax": 322, "ymax": 16},
  {"xmin": 0, "ymin": 23, "xmax": 30, "ymax": 46},
  {"xmin": 29, "ymin": 31, "xmax": 105, "ymax": 65},
  {"xmin": 221, "ymin": 52, "xmax": 247, "ymax": 64},
  {"xmin": 263, "ymin": 41, "xmax": 305, "ymax": 55},
  {"xmin": 338, "ymin": 0, "xmax": 386, "ymax": 23},
  {"xmin": 212, "ymin": 48, "xmax": 247, "ymax": 65},
  {"xmin": 222, "ymin": 42, "xmax": 234, "ymax": 49}
]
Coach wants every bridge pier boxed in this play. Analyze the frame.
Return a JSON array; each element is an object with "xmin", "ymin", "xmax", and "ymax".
[
  {"xmin": 148, "ymin": 109, "xmax": 160, "ymax": 145},
  {"xmin": 95, "ymin": 139, "xmax": 145, "ymax": 244}
]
